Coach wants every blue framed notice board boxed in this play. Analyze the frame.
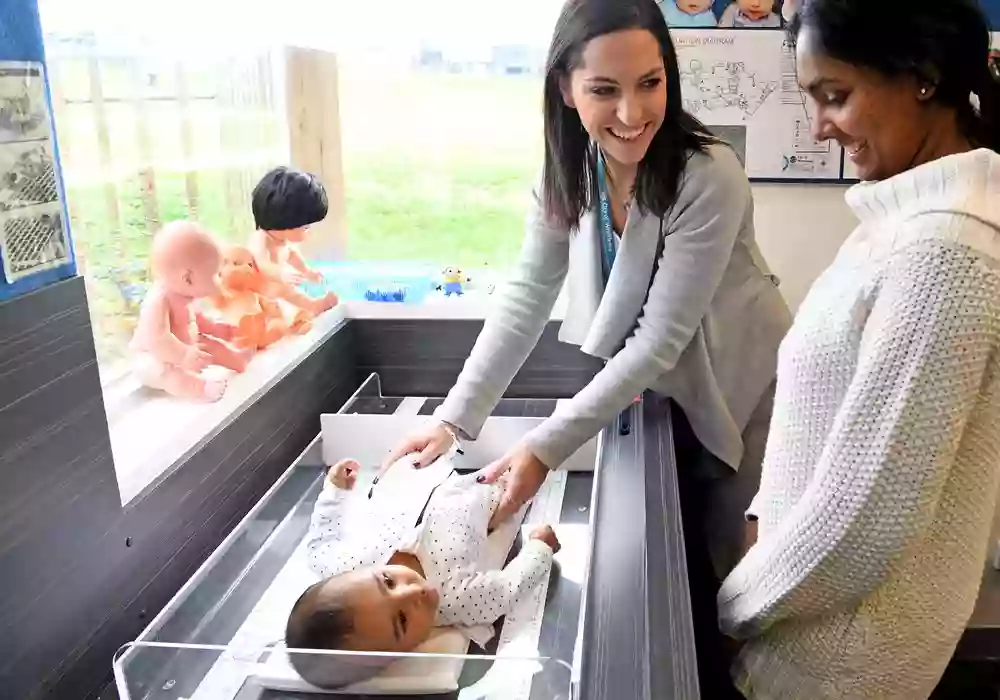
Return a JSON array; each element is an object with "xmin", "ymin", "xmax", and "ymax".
[{"xmin": 0, "ymin": 0, "xmax": 76, "ymax": 302}]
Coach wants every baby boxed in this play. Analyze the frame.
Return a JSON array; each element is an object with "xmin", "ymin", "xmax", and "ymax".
[
  {"xmin": 285, "ymin": 457, "xmax": 561, "ymax": 689},
  {"xmin": 658, "ymin": 0, "xmax": 717, "ymax": 28},
  {"xmin": 717, "ymin": 0, "xmax": 782, "ymax": 27}
]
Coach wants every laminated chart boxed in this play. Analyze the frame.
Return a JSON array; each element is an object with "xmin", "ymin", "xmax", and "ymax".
[
  {"xmin": 674, "ymin": 29, "xmax": 845, "ymax": 181},
  {"xmin": 0, "ymin": 61, "xmax": 71, "ymax": 282}
]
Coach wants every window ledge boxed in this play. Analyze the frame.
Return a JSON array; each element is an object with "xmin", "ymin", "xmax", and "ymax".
[
  {"xmin": 340, "ymin": 288, "xmax": 568, "ymax": 320},
  {"xmin": 106, "ymin": 287, "xmax": 568, "ymax": 506},
  {"xmin": 107, "ymin": 308, "xmax": 348, "ymax": 506}
]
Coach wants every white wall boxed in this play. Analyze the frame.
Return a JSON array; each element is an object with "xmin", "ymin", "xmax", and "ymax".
[{"xmin": 750, "ymin": 183, "xmax": 858, "ymax": 311}]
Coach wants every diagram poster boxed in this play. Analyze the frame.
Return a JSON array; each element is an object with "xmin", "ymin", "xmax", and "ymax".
[{"xmin": 673, "ymin": 29, "xmax": 844, "ymax": 181}]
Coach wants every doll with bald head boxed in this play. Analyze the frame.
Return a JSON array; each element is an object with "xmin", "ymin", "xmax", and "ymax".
[{"xmin": 130, "ymin": 221, "xmax": 251, "ymax": 401}]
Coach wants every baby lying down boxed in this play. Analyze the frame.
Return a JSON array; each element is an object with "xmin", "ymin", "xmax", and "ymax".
[{"xmin": 285, "ymin": 457, "xmax": 561, "ymax": 689}]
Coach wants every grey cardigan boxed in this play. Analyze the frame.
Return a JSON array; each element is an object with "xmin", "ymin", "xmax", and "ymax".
[{"xmin": 435, "ymin": 144, "xmax": 792, "ymax": 472}]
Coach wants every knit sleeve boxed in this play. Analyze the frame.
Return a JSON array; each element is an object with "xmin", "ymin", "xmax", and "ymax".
[
  {"xmin": 718, "ymin": 241, "xmax": 999, "ymax": 638},
  {"xmin": 436, "ymin": 539, "xmax": 554, "ymax": 627}
]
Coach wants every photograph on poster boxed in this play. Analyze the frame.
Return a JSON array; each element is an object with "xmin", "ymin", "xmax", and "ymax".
[
  {"xmin": 717, "ymin": 0, "xmax": 782, "ymax": 28},
  {"xmin": 0, "ymin": 202, "xmax": 70, "ymax": 282},
  {"xmin": 0, "ymin": 62, "xmax": 51, "ymax": 144},
  {"xmin": 660, "ymin": 0, "xmax": 788, "ymax": 29},
  {"xmin": 0, "ymin": 140, "xmax": 57, "ymax": 212}
]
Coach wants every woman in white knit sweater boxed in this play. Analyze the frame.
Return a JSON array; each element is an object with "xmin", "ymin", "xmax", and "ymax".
[{"xmin": 717, "ymin": 1, "xmax": 1000, "ymax": 698}]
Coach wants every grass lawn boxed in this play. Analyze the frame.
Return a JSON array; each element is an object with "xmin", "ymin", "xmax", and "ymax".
[{"xmin": 58, "ymin": 65, "xmax": 544, "ymax": 367}]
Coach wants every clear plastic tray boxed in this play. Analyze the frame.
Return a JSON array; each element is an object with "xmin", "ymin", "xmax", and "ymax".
[{"xmin": 114, "ymin": 642, "xmax": 573, "ymax": 699}]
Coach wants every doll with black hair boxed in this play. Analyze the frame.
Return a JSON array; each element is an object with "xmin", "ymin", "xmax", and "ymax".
[{"xmin": 249, "ymin": 166, "xmax": 338, "ymax": 315}]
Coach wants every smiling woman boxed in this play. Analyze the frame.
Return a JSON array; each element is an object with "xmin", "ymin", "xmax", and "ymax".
[
  {"xmin": 792, "ymin": 0, "xmax": 1000, "ymax": 181},
  {"xmin": 384, "ymin": 1, "xmax": 792, "ymax": 698},
  {"xmin": 716, "ymin": 2, "xmax": 1000, "ymax": 699}
]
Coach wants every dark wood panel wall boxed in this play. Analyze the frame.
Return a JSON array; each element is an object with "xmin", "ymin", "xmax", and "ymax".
[
  {"xmin": 0, "ymin": 278, "xmax": 359, "ymax": 700},
  {"xmin": 351, "ymin": 319, "xmax": 603, "ymax": 399}
]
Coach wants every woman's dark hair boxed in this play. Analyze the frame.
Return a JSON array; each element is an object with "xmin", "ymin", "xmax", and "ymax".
[
  {"xmin": 789, "ymin": 0, "xmax": 1000, "ymax": 152},
  {"xmin": 251, "ymin": 166, "xmax": 329, "ymax": 231},
  {"xmin": 541, "ymin": 0, "xmax": 715, "ymax": 230}
]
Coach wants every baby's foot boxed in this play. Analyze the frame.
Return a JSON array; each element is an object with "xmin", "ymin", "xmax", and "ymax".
[{"xmin": 202, "ymin": 379, "xmax": 227, "ymax": 402}]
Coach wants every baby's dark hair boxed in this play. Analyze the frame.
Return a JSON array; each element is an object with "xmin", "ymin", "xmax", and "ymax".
[
  {"xmin": 285, "ymin": 580, "xmax": 356, "ymax": 688},
  {"xmin": 251, "ymin": 166, "xmax": 329, "ymax": 231},
  {"xmin": 285, "ymin": 577, "xmax": 393, "ymax": 689}
]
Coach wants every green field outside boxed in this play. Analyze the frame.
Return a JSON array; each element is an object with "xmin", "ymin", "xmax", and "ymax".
[{"xmin": 61, "ymin": 66, "xmax": 545, "ymax": 368}]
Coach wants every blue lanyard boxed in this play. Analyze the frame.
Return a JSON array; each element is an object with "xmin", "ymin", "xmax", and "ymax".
[{"xmin": 596, "ymin": 153, "xmax": 617, "ymax": 284}]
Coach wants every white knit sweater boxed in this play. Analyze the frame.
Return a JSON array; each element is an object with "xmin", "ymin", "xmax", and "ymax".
[{"xmin": 717, "ymin": 149, "xmax": 1000, "ymax": 700}]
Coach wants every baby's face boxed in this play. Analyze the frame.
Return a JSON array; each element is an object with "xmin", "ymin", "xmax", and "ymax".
[
  {"xmin": 327, "ymin": 565, "xmax": 440, "ymax": 653},
  {"xmin": 676, "ymin": 0, "xmax": 712, "ymax": 14},
  {"xmin": 737, "ymin": 0, "xmax": 775, "ymax": 19}
]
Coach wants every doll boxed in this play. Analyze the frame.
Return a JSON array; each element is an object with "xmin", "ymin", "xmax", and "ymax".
[
  {"xmin": 129, "ymin": 221, "xmax": 251, "ymax": 402},
  {"xmin": 439, "ymin": 266, "xmax": 469, "ymax": 297},
  {"xmin": 249, "ymin": 166, "xmax": 338, "ymax": 316},
  {"xmin": 211, "ymin": 245, "xmax": 312, "ymax": 352},
  {"xmin": 658, "ymin": 0, "xmax": 717, "ymax": 28},
  {"xmin": 718, "ymin": 0, "xmax": 781, "ymax": 27}
]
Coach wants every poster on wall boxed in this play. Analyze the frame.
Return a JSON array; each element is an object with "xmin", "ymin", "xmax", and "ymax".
[
  {"xmin": 657, "ymin": 0, "xmax": 796, "ymax": 29},
  {"xmin": 672, "ymin": 29, "xmax": 843, "ymax": 181},
  {"xmin": 0, "ymin": 61, "xmax": 71, "ymax": 284}
]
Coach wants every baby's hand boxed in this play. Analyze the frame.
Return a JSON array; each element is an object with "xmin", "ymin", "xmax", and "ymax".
[
  {"xmin": 328, "ymin": 459, "xmax": 360, "ymax": 490},
  {"xmin": 182, "ymin": 345, "xmax": 211, "ymax": 372},
  {"xmin": 529, "ymin": 525, "xmax": 561, "ymax": 554}
]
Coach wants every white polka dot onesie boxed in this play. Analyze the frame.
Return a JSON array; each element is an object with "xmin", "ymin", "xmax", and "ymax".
[{"xmin": 305, "ymin": 464, "xmax": 553, "ymax": 646}]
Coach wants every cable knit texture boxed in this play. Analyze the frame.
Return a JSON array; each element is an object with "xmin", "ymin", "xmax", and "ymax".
[{"xmin": 718, "ymin": 149, "xmax": 1000, "ymax": 700}]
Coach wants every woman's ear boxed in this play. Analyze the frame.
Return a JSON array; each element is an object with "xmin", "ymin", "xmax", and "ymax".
[{"xmin": 559, "ymin": 75, "xmax": 575, "ymax": 108}]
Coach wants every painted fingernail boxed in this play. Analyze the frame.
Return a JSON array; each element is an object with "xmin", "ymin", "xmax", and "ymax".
[
  {"xmin": 476, "ymin": 476, "xmax": 485, "ymax": 483},
  {"xmin": 372, "ymin": 476, "xmax": 379, "ymax": 485},
  {"xmin": 457, "ymin": 448, "xmax": 465, "ymax": 455},
  {"xmin": 412, "ymin": 460, "xmax": 420, "ymax": 467}
]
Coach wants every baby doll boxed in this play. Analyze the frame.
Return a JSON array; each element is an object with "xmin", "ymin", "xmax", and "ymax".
[
  {"xmin": 129, "ymin": 221, "xmax": 251, "ymax": 402},
  {"xmin": 249, "ymin": 166, "xmax": 338, "ymax": 316},
  {"xmin": 211, "ymin": 245, "xmax": 312, "ymax": 351},
  {"xmin": 284, "ymin": 458, "xmax": 561, "ymax": 690},
  {"xmin": 718, "ymin": 0, "xmax": 781, "ymax": 27},
  {"xmin": 658, "ymin": 0, "xmax": 717, "ymax": 28}
]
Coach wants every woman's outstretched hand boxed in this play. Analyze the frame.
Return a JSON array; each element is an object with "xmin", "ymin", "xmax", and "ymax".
[
  {"xmin": 380, "ymin": 421, "xmax": 456, "ymax": 475},
  {"xmin": 477, "ymin": 444, "xmax": 551, "ymax": 529}
]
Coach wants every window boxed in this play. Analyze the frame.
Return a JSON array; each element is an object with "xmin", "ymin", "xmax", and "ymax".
[
  {"xmin": 38, "ymin": 0, "xmax": 564, "ymax": 502},
  {"xmin": 40, "ymin": 25, "xmax": 287, "ymax": 377},
  {"xmin": 322, "ymin": 0, "xmax": 563, "ymax": 271}
]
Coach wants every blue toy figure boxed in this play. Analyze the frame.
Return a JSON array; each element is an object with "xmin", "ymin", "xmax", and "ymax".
[
  {"xmin": 441, "ymin": 266, "xmax": 467, "ymax": 297},
  {"xmin": 658, "ymin": 0, "xmax": 718, "ymax": 27}
]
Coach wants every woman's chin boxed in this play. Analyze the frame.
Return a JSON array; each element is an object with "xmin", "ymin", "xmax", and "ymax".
[{"xmin": 598, "ymin": 138, "xmax": 649, "ymax": 167}]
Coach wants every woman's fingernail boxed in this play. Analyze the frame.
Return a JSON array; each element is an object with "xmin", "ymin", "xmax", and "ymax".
[
  {"xmin": 476, "ymin": 476, "xmax": 485, "ymax": 483},
  {"xmin": 372, "ymin": 476, "xmax": 379, "ymax": 485}
]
